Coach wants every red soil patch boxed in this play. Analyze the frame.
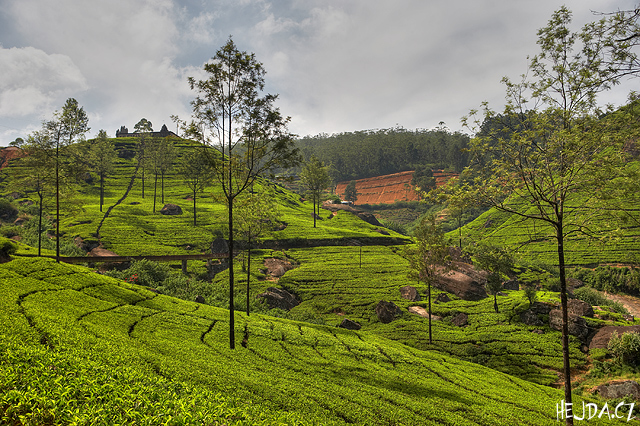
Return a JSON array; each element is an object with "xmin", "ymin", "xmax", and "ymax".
[
  {"xmin": 335, "ymin": 170, "xmax": 458, "ymax": 205},
  {"xmin": 0, "ymin": 147, "xmax": 26, "ymax": 170}
]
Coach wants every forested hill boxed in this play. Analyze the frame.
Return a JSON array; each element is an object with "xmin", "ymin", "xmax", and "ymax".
[{"xmin": 295, "ymin": 127, "xmax": 470, "ymax": 182}]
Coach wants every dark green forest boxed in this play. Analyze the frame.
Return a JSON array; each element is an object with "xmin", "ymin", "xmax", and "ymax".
[{"xmin": 295, "ymin": 127, "xmax": 470, "ymax": 182}]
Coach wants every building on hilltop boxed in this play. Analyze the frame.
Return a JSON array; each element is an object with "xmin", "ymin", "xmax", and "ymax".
[{"xmin": 115, "ymin": 124, "xmax": 177, "ymax": 138}]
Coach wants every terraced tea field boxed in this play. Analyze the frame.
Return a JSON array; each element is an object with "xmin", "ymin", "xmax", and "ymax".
[
  {"xmin": 277, "ymin": 246, "xmax": 593, "ymax": 385},
  {"xmin": 0, "ymin": 257, "xmax": 617, "ymax": 425},
  {"xmin": 455, "ymin": 202, "xmax": 640, "ymax": 267}
]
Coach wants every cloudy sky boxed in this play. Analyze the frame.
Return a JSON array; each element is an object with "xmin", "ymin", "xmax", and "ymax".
[{"xmin": 0, "ymin": 0, "xmax": 637, "ymax": 145}]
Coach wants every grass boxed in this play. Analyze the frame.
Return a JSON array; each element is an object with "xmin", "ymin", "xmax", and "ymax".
[
  {"xmin": 0, "ymin": 256, "xmax": 621, "ymax": 425},
  {"xmin": 1, "ymin": 137, "xmax": 408, "ymax": 258}
]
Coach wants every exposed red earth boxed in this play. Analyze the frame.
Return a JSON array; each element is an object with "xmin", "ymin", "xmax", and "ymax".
[
  {"xmin": 335, "ymin": 170, "xmax": 458, "ymax": 205},
  {"xmin": 0, "ymin": 147, "xmax": 25, "ymax": 170}
]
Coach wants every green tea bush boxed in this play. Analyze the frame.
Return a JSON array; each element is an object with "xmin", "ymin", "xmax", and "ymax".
[
  {"xmin": 589, "ymin": 348, "xmax": 608, "ymax": 361},
  {"xmin": 608, "ymin": 331, "xmax": 640, "ymax": 366}
]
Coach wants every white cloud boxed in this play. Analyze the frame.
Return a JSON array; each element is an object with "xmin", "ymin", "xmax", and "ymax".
[{"xmin": 0, "ymin": 45, "xmax": 87, "ymax": 117}]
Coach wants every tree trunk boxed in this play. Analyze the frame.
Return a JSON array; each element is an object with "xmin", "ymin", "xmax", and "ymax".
[
  {"xmin": 228, "ymin": 108, "xmax": 235, "ymax": 350},
  {"xmin": 428, "ymin": 280, "xmax": 432, "ymax": 344},
  {"xmin": 313, "ymin": 193, "xmax": 317, "ymax": 228},
  {"xmin": 557, "ymin": 224, "xmax": 573, "ymax": 426},
  {"xmin": 153, "ymin": 173, "xmax": 158, "ymax": 212},
  {"xmin": 100, "ymin": 172, "xmax": 104, "ymax": 212},
  {"xmin": 493, "ymin": 294, "xmax": 499, "ymax": 313},
  {"xmin": 246, "ymin": 239, "xmax": 251, "ymax": 316},
  {"xmin": 141, "ymin": 167, "xmax": 145, "ymax": 199},
  {"xmin": 161, "ymin": 172, "xmax": 165, "ymax": 204},
  {"xmin": 55, "ymin": 141, "xmax": 60, "ymax": 262},
  {"xmin": 193, "ymin": 189, "xmax": 197, "ymax": 226},
  {"xmin": 228, "ymin": 194, "xmax": 235, "ymax": 349},
  {"xmin": 38, "ymin": 191, "xmax": 43, "ymax": 257}
]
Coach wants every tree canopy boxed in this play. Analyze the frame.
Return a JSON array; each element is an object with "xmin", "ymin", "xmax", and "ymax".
[{"xmin": 296, "ymin": 127, "xmax": 469, "ymax": 182}]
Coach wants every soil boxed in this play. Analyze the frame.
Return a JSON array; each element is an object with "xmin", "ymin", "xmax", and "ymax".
[
  {"xmin": 0, "ymin": 147, "xmax": 26, "ymax": 170},
  {"xmin": 600, "ymin": 291, "xmax": 640, "ymax": 317},
  {"xmin": 335, "ymin": 170, "xmax": 458, "ymax": 205}
]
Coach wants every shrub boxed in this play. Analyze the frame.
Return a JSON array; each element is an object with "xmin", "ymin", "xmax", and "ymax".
[
  {"xmin": 106, "ymin": 259, "xmax": 171, "ymax": 288},
  {"xmin": 573, "ymin": 286, "xmax": 629, "ymax": 314},
  {"xmin": 590, "ymin": 348, "xmax": 608, "ymax": 361},
  {"xmin": 608, "ymin": 331, "xmax": 640, "ymax": 366},
  {"xmin": 523, "ymin": 285, "xmax": 538, "ymax": 307},
  {"xmin": 0, "ymin": 199, "xmax": 18, "ymax": 222},
  {"xmin": 0, "ymin": 237, "xmax": 18, "ymax": 256},
  {"xmin": 571, "ymin": 266, "xmax": 640, "ymax": 295}
]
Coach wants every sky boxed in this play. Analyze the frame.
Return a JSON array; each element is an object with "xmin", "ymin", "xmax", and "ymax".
[{"xmin": 0, "ymin": 0, "xmax": 638, "ymax": 145}]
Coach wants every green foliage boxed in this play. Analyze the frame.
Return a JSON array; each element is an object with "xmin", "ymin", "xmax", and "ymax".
[
  {"xmin": 105, "ymin": 259, "xmax": 172, "ymax": 288},
  {"xmin": 0, "ymin": 199, "xmax": 18, "ymax": 222},
  {"xmin": 343, "ymin": 180, "xmax": 358, "ymax": 204},
  {"xmin": 296, "ymin": 127, "xmax": 469, "ymax": 182},
  {"xmin": 608, "ymin": 331, "xmax": 640, "ymax": 366},
  {"xmin": 0, "ymin": 237, "xmax": 18, "ymax": 256},
  {"xmin": 571, "ymin": 266, "xmax": 640, "ymax": 296},
  {"xmin": 523, "ymin": 285, "xmax": 538, "ymax": 307},
  {"xmin": 572, "ymin": 286, "xmax": 629, "ymax": 314}
]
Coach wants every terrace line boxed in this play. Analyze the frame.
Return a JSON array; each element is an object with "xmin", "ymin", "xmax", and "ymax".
[{"xmin": 15, "ymin": 253, "xmax": 232, "ymax": 274}]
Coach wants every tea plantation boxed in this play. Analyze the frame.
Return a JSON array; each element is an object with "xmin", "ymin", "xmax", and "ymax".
[{"xmin": 0, "ymin": 256, "xmax": 619, "ymax": 425}]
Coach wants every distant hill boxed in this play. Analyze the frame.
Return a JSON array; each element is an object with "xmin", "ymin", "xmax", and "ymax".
[
  {"xmin": 335, "ymin": 170, "xmax": 458, "ymax": 205},
  {"xmin": 296, "ymin": 127, "xmax": 469, "ymax": 182}
]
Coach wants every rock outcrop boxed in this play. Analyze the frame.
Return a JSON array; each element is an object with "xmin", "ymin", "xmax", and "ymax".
[
  {"xmin": 549, "ymin": 309, "xmax": 590, "ymax": 340},
  {"xmin": 589, "ymin": 325, "xmax": 640, "ymax": 350},
  {"xmin": 519, "ymin": 302, "xmax": 553, "ymax": 326},
  {"xmin": 375, "ymin": 300, "xmax": 402, "ymax": 324},
  {"xmin": 596, "ymin": 380, "xmax": 640, "ymax": 400},
  {"xmin": 160, "ymin": 204, "xmax": 183, "ymax": 215},
  {"xmin": 567, "ymin": 299, "xmax": 594, "ymax": 318},
  {"xmin": 433, "ymin": 262, "xmax": 488, "ymax": 301},
  {"xmin": 408, "ymin": 306, "xmax": 441, "ymax": 320},
  {"xmin": 400, "ymin": 286, "xmax": 421, "ymax": 301},
  {"xmin": 337, "ymin": 319, "xmax": 361, "ymax": 330},
  {"xmin": 257, "ymin": 287, "xmax": 299, "ymax": 311},
  {"xmin": 450, "ymin": 312, "xmax": 469, "ymax": 327}
]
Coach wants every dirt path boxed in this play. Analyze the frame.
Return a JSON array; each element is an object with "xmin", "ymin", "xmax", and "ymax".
[{"xmin": 600, "ymin": 291, "xmax": 640, "ymax": 318}]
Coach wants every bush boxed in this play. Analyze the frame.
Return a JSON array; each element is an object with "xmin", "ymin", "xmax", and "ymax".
[
  {"xmin": 0, "ymin": 199, "xmax": 18, "ymax": 221},
  {"xmin": 106, "ymin": 259, "xmax": 171, "ymax": 287},
  {"xmin": 573, "ymin": 286, "xmax": 629, "ymax": 314},
  {"xmin": 608, "ymin": 331, "xmax": 640, "ymax": 366},
  {"xmin": 523, "ymin": 286, "xmax": 538, "ymax": 307},
  {"xmin": 571, "ymin": 266, "xmax": 640, "ymax": 295},
  {"xmin": 0, "ymin": 237, "xmax": 18, "ymax": 256}
]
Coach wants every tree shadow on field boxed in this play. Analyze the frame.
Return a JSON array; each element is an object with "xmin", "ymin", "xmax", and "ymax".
[{"xmin": 326, "ymin": 364, "xmax": 474, "ymax": 405}]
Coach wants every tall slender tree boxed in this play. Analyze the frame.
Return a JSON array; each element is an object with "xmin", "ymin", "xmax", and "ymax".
[
  {"xmin": 405, "ymin": 215, "xmax": 451, "ymax": 344},
  {"xmin": 462, "ymin": 8, "xmax": 640, "ymax": 424},
  {"xmin": 187, "ymin": 37, "xmax": 300, "ymax": 349},
  {"xmin": 178, "ymin": 146, "xmax": 214, "ymax": 226},
  {"xmin": 134, "ymin": 118, "xmax": 153, "ymax": 199},
  {"xmin": 20, "ymin": 131, "xmax": 55, "ymax": 255},
  {"xmin": 300, "ymin": 156, "xmax": 331, "ymax": 228},
  {"xmin": 89, "ymin": 130, "xmax": 116, "ymax": 212},
  {"xmin": 44, "ymin": 98, "xmax": 89, "ymax": 261}
]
